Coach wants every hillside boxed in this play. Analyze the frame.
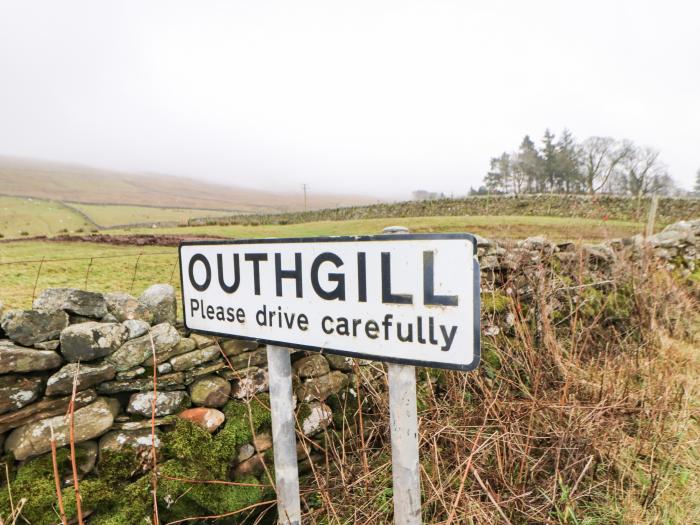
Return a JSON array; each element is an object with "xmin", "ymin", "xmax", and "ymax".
[{"xmin": 0, "ymin": 156, "xmax": 374, "ymax": 213}]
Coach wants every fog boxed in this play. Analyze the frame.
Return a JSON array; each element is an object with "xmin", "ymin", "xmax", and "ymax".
[{"xmin": 1, "ymin": 1, "xmax": 698, "ymax": 199}]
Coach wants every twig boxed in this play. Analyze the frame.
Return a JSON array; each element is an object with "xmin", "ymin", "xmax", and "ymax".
[
  {"xmin": 50, "ymin": 424, "xmax": 68, "ymax": 525},
  {"xmin": 67, "ymin": 363, "xmax": 84, "ymax": 525},
  {"xmin": 150, "ymin": 331, "xmax": 160, "ymax": 525}
]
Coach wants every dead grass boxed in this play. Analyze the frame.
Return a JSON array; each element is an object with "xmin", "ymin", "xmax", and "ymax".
[{"xmin": 294, "ymin": 250, "xmax": 700, "ymax": 524}]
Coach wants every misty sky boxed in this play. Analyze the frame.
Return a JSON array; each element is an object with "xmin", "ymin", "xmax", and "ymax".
[{"xmin": 1, "ymin": 1, "xmax": 698, "ymax": 198}]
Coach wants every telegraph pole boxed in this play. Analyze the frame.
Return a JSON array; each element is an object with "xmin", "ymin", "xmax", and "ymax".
[{"xmin": 302, "ymin": 183, "xmax": 309, "ymax": 212}]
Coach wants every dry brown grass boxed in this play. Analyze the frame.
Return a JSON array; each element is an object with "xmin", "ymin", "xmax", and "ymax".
[{"xmin": 293, "ymin": 250, "xmax": 700, "ymax": 524}]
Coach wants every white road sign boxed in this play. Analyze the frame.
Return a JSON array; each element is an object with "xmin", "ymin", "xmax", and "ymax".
[{"xmin": 179, "ymin": 234, "xmax": 480, "ymax": 371}]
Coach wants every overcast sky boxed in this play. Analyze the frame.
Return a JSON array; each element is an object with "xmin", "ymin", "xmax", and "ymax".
[{"xmin": 1, "ymin": 1, "xmax": 698, "ymax": 198}]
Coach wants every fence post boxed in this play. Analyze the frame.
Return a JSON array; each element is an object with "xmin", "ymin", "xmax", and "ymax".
[
  {"xmin": 382, "ymin": 226, "xmax": 422, "ymax": 525},
  {"xmin": 266, "ymin": 344, "xmax": 301, "ymax": 525},
  {"xmin": 645, "ymin": 193, "xmax": 659, "ymax": 238}
]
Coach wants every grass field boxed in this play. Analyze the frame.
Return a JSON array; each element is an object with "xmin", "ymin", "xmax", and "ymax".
[
  {"xmin": 116, "ymin": 214, "xmax": 644, "ymax": 241},
  {"xmin": 70, "ymin": 203, "xmax": 234, "ymax": 227},
  {"xmin": 0, "ymin": 215, "xmax": 644, "ymax": 309},
  {"xmin": 0, "ymin": 196, "xmax": 92, "ymax": 238},
  {"xmin": 0, "ymin": 241, "xmax": 178, "ymax": 309}
]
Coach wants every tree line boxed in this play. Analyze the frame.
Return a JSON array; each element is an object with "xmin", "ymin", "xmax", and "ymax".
[{"xmin": 472, "ymin": 130, "xmax": 682, "ymax": 197}]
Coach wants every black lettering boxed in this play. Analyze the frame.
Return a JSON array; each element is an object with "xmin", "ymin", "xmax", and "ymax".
[
  {"xmin": 275, "ymin": 253, "xmax": 303, "ymax": 298},
  {"xmin": 397, "ymin": 322, "xmax": 413, "ymax": 342},
  {"xmin": 256, "ymin": 305, "xmax": 267, "ymax": 326},
  {"xmin": 357, "ymin": 252, "xmax": 367, "ymax": 302},
  {"xmin": 190, "ymin": 299, "xmax": 201, "ymax": 317},
  {"xmin": 311, "ymin": 252, "xmax": 345, "ymax": 300},
  {"xmin": 440, "ymin": 325, "xmax": 458, "ymax": 351},
  {"xmin": 216, "ymin": 306, "xmax": 225, "ymax": 321},
  {"xmin": 382, "ymin": 314, "xmax": 393, "ymax": 340},
  {"xmin": 423, "ymin": 251, "xmax": 458, "ymax": 306},
  {"xmin": 188, "ymin": 254, "xmax": 211, "ymax": 292},
  {"xmin": 365, "ymin": 320, "xmax": 379, "ymax": 339},
  {"xmin": 428, "ymin": 317, "xmax": 438, "ymax": 344},
  {"xmin": 417, "ymin": 316, "xmax": 426, "ymax": 344},
  {"xmin": 217, "ymin": 253, "xmax": 241, "ymax": 294},
  {"xmin": 226, "ymin": 307, "xmax": 235, "ymax": 322},
  {"xmin": 298, "ymin": 314, "xmax": 308, "ymax": 331},
  {"xmin": 245, "ymin": 253, "xmax": 268, "ymax": 295},
  {"xmin": 381, "ymin": 252, "xmax": 412, "ymax": 304},
  {"xmin": 336, "ymin": 317, "xmax": 349, "ymax": 336},
  {"xmin": 206, "ymin": 305, "xmax": 214, "ymax": 319},
  {"xmin": 237, "ymin": 308, "xmax": 246, "ymax": 323},
  {"xmin": 322, "ymin": 316, "xmax": 334, "ymax": 334}
]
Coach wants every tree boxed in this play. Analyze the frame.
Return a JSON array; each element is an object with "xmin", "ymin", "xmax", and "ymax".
[
  {"xmin": 694, "ymin": 168, "xmax": 700, "ymax": 194},
  {"xmin": 514, "ymin": 135, "xmax": 543, "ymax": 192},
  {"xmin": 555, "ymin": 129, "xmax": 582, "ymax": 193},
  {"xmin": 621, "ymin": 146, "xmax": 669, "ymax": 198},
  {"xmin": 485, "ymin": 153, "xmax": 512, "ymax": 193},
  {"xmin": 580, "ymin": 137, "xmax": 631, "ymax": 194},
  {"xmin": 541, "ymin": 129, "xmax": 558, "ymax": 192}
]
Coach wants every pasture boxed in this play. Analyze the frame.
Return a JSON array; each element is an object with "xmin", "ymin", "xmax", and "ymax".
[
  {"xmin": 0, "ymin": 196, "xmax": 92, "ymax": 238},
  {"xmin": 1, "ymin": 213, "xmax": 643, "ymax": 309},
  {"xmin": 69, "ymin": 202, "xmax": 233, "ymax": 227}
]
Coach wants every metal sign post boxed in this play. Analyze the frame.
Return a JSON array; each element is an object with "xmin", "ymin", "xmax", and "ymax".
[
  {"xmin": 383, "ymin": 226, "xmax": 421, "ymax": 525},
  {"xmin": 266, "ymin": 344, "xmax": 301, "ymax": 525},
  {"xmin": 178, "ymin": 230, "xmax": 480, "ymax": 525}
]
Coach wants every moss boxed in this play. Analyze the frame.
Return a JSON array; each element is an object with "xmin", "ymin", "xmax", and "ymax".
[
  {"xmin": 98, "ymin": 448, "xmax": 142, "ymax": 484},
  {"xmin": 481, "ymin": 291, "xmax": 510, "ymax": 314}
]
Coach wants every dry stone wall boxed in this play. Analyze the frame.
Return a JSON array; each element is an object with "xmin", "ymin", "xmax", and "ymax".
[{"xmin": 0, "ymin": 218, "xmax": 697, "ymax": 521}]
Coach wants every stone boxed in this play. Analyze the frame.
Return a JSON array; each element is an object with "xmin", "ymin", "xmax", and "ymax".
[
  {"xmin": 59, "ymin": 321, "xmax": 128, "ymax": 362},
  {"xmin": 220, "ymin": 338, "xmax": 258, "ymax": 356},
  {"xmin": 99, "ymin": 428, "xmax": 161, "ymax": 454},
  {"xmin": 171, "ymin": 337, "xmax": 196, "ymax": 356},
  {"xmin": 190, "ymin": 333, "xmax": 215, "ymax": 348},
  {"xmin": 106, "ymin": 323, "xmax": 180, "ymax": 371},
  {"xmin": 77, "ymin": 441, "xmax": 98, "ymax": 475},
  {"xmin": 127, "ymin": 391, "xmax": 190, "ymax": 417},
  {"xmin": 112, "ymin": 417, "xmax": 175, "ymax": 430},
  {"xmin": 138, "ymin": 284, "xmax": 176, "ymax": 324},
  {"xmin": 33, "ymin": 288, "xmax": 107, "ymax": 318},
  {"xmin": 45, "ymin": 362, "xmax": 116, "ymax": 396},
  {"xmin": 0, "ymin": 389, "xmax": 97, "ymax": 434},
  {"xmin": 324, "ymin": 353, "xmax": 354, "ymax": 372},
  {"xmin": 101, "ymin": 313, "xmax": 119, "ymax": 323},
  {"xmin": 0, "ymin": 376, "xmax": 44, "ymax": 415},
  {"xmin": 97, "ymin": 372, "xmax": 186, "ymax": 394},
  {"xmin": 228, "ymin": 348, "xmax": 267, "ymax": 371},
  {"xmin": 34, "ymin": 340, "xmax": 60, "ymax": 351},
  {"xmin": 99, "ymin": 429, "xmax": 161, "ymax": 475},
  {"xmin": 115, "ymin": 367, "xmax": 146, "ymax": 380},
  {"xmin": 178, "ymin": 407, "xmax": 225, "ymax": 432},
  {"xmin": 184, "ymin": 360, "xmax": 227, "ymax": 383},
  {"xmin": 518, "ymin": 236, "xmax": 553, "ymax": 251},
  {"xmin": 252, "ymin": 431, "xmax": 272, "ymax": 452},
  {"xmin": 296, "ymin": 371, "xmax": 349, "ymax": 402},
  {"xmin": 232, "ymin": 454, "xmax": 266, "ymax": 479},
  {"xmin": 69, "ymin": 314, "xmax": 95, "ymax": 324},
  {"xmin": 0, "ymin": 340, "xmax": 63, "ymax": 374},
  {"xmin": 236, "ymin": 443, "xmax": 255, "ymax": 463},
  {"xmin": 105, "ymin": 292, "xmax": 155, "ymax": 323},
  {"xmin": 1, "ymin": 309, "xmax": 69, "ymax": 346},
  {"xmin": 231, "ymin": 367, "xmax": 269, "ymax": 399},
  {"xmin": 157, "ymin": 362, "xmax": 173, "ymax": 374},
  {"xmin": 5, "ymin": 397, "xmax": 118, "ymax": 460},
  {"xmin": 583, "ymin": 244, "xmax": 615, "ymax": 264},
  {"xmin": 189, "ymin": 375, "xmax": 231, "ymax": 407},
  {"xmin": 293, "ymin": 354, "xmax": 330, "ymax": 378},
  {"xmin": 299, "ymin": 402, "xmax": 332, "ymax": 436},
  {"xmin": 123, "ymin": 319, "xmax": 150, "ymax": 340},
  {"xmin": 169, "ymin": 345, "xmax": 220, "ymax": 371}
]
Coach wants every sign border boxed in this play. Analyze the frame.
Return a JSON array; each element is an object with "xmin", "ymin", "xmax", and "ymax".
[{"xmin": 178, "ymin": 233, "xmax": 481, "ymax": 372}]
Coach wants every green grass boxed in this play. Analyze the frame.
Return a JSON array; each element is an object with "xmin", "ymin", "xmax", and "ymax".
[
  {"xmin": 0, "ymin": 242, "xmax": 178, "ymax": 309},
  {"xmin": 71, "ymin": 203, "xmax": 234, "ymax": 227},
  {"xmin": 0, "ymin": 196, "xmax": 91, "ymax": 239},
  {"xmin": 0, "ymin": 215, "xmax": 644, "ymax": 309},
  {"xmin": 115, "ymin": 214, "xmax": 643, "ymax": 242}
]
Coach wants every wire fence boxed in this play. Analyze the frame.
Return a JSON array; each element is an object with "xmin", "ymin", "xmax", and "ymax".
[{"xmin": 0, "ymin": 251, "xmax": 181, "ymax": 309}]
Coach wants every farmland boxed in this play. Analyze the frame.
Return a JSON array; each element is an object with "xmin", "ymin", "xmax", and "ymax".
[{"xmin": 68, "ymin": 202, "xmax": 234, "ymax": 227}]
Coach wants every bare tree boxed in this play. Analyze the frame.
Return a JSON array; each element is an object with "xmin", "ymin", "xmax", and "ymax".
[
  {"xmin": 622, "ymin": 146, "xmax": 670, "ymax": 197},
  {"xmin": 580, "ymin": 137, "xmax": 631, "ymax": 194}
]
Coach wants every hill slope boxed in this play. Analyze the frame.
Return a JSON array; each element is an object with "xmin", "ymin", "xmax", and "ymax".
[{"xmin": 0, "ymin": 156, "xmax": 374, "ymax": 212}]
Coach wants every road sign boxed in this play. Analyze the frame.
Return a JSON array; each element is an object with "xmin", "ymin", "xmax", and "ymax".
[{"xmin": 179, "ymin": 233, "xmax": 480, "ymax": 371}]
